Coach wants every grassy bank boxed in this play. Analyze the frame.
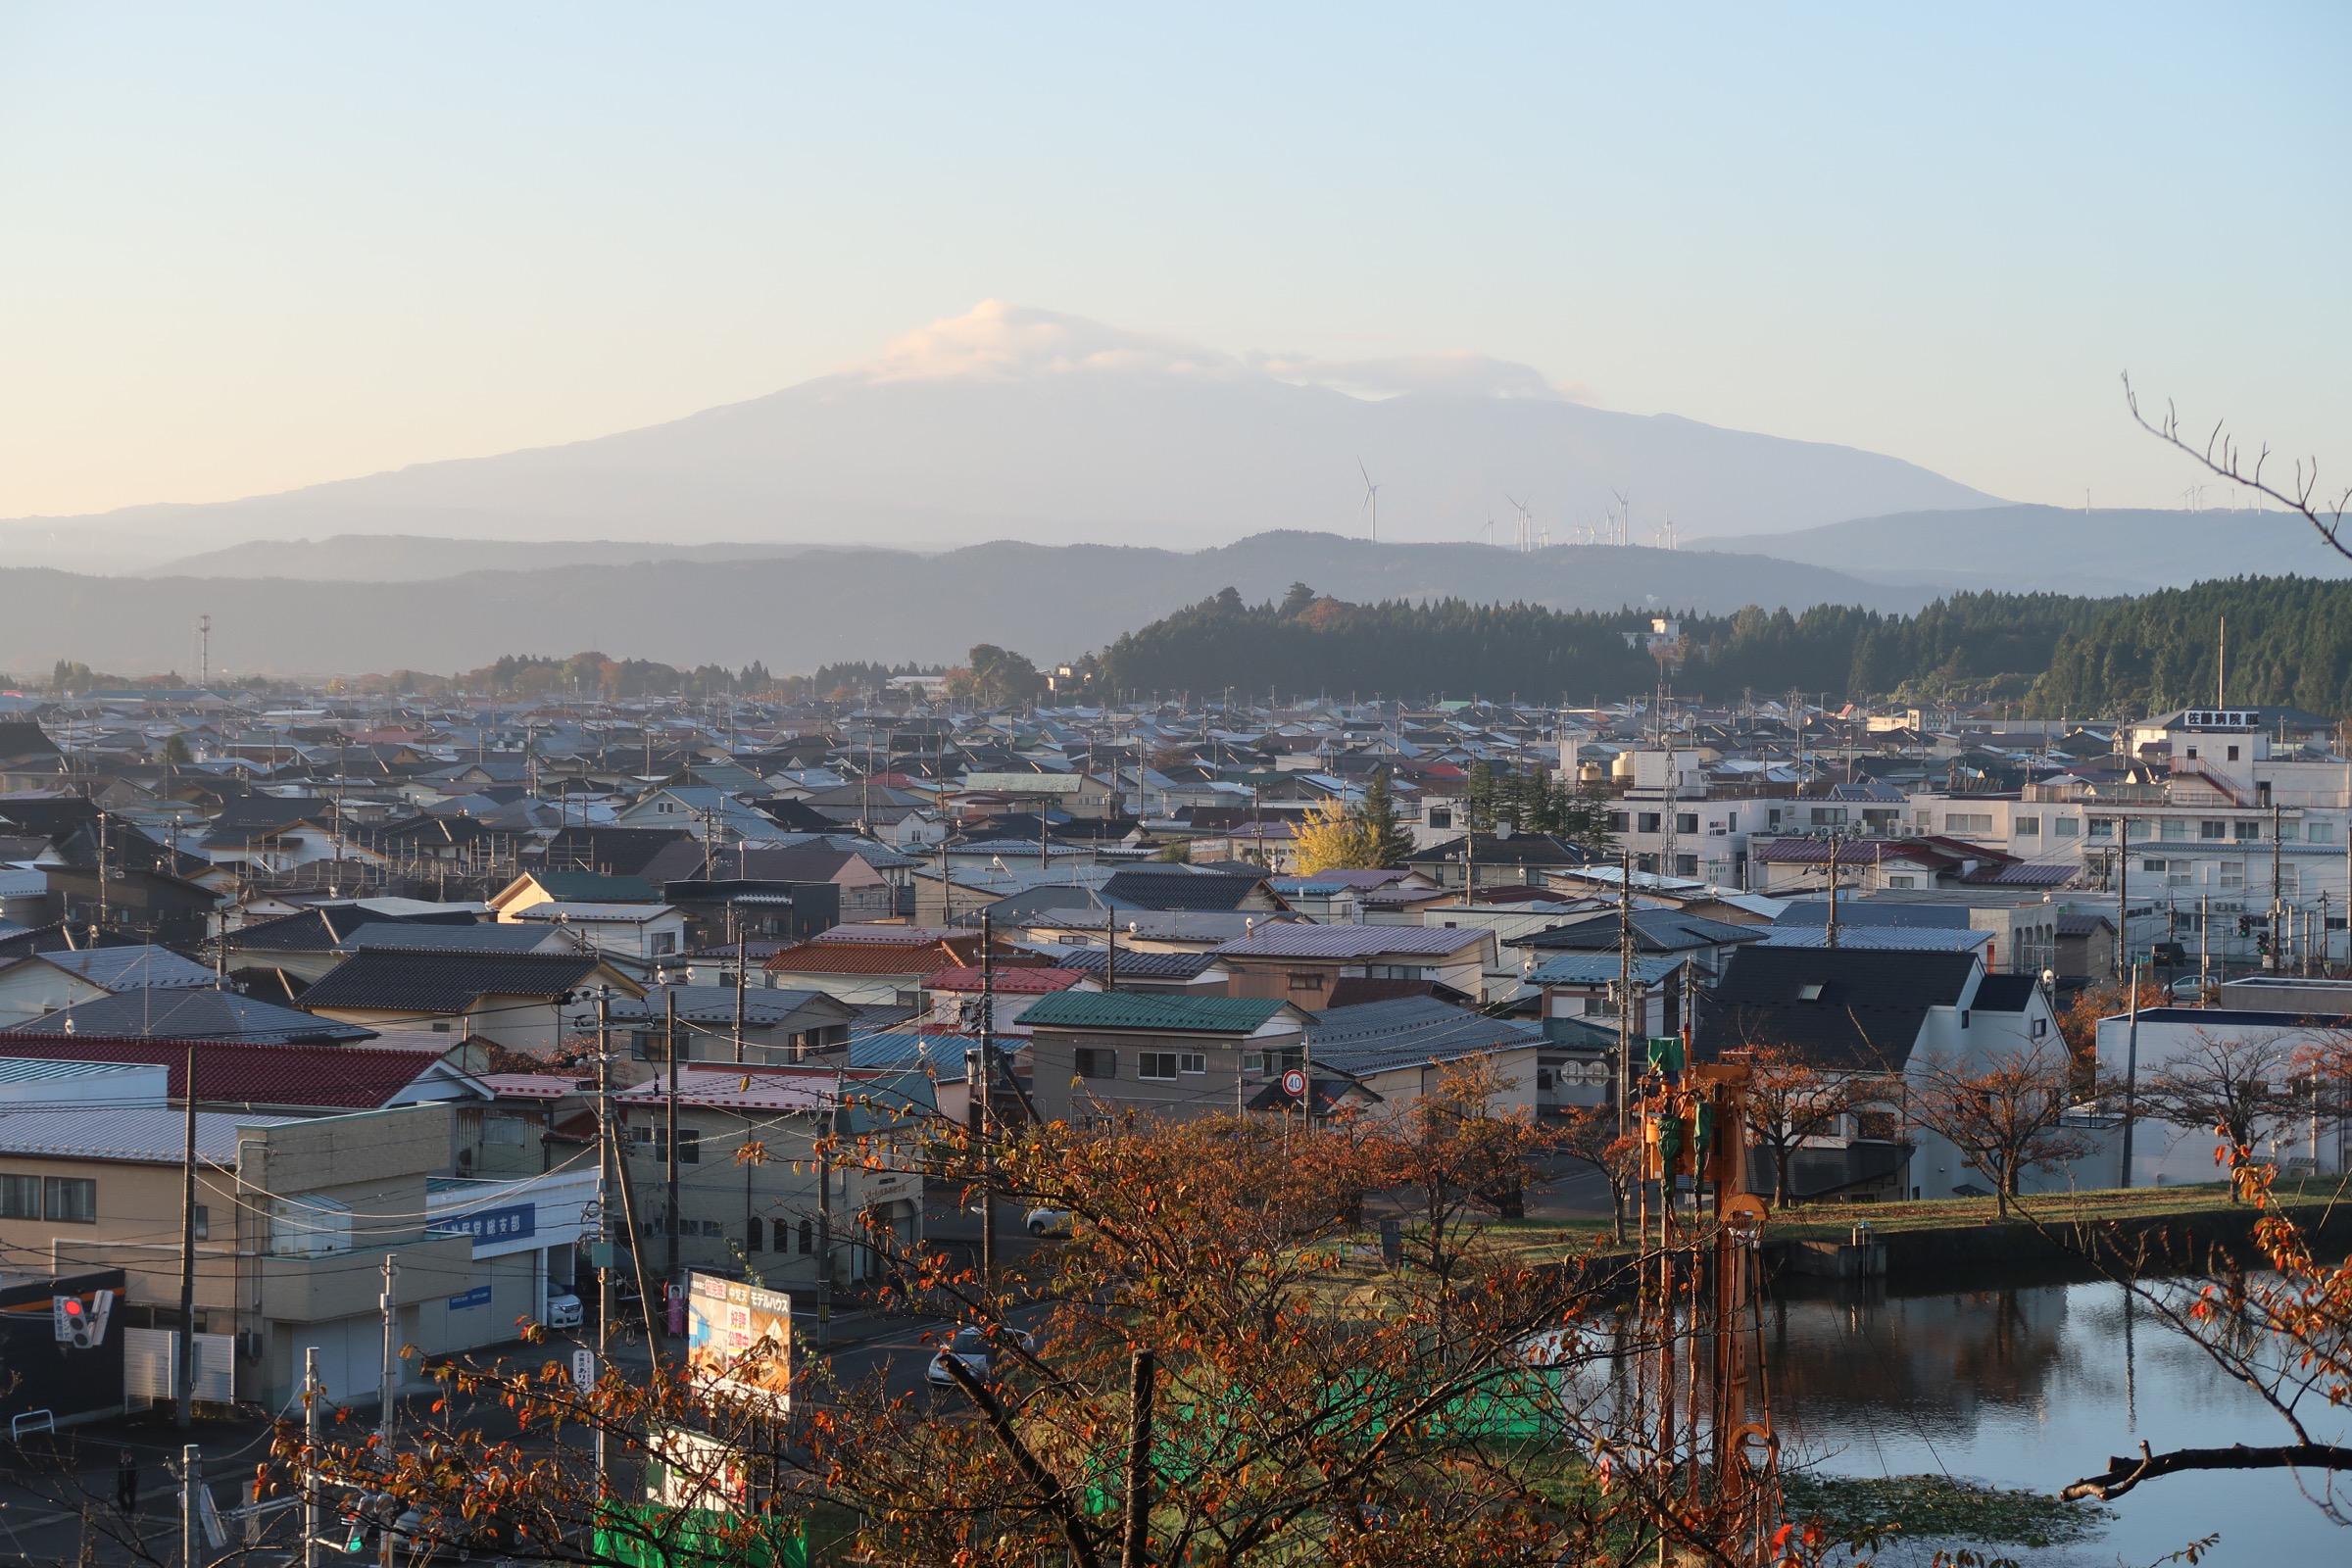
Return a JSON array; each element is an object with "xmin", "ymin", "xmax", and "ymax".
[{"xmin": 1442, "ymin": 1177, "xmax": 2352, "ymax": 1271}]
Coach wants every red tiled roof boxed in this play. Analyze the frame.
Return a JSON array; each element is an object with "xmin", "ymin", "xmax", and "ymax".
[
  {"xmin": 763, "ymin": 938, "xmax": 978, "ymax": 975},
  {"xmin": 0, "ymin": 1034, "xmax": 466, "ymax": 1109}
]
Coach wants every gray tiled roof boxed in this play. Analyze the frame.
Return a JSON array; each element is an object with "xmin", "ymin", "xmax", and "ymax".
[
  {"xmin": 1304, "ymin": 996, "xmax": 1544, "ymax": 1076},
  {"xmin": 300, "ymin": 950, "xmax": 605, "ymax": 1012},
  {"xmin": 6, "ymin": 987, "xmax": 378, "ymax": 1045},
  {"xmin": 1211, "ymin": 925, "xmax": 1487, "ymax": 959}
]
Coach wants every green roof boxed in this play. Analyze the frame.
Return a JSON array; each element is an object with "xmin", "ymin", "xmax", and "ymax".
[
  {"xmin": 1018, "ymin": 991, "xmax": 1293, "ymax": 1036},
  {"xmin": 531, "ymin": 870, "xmax": 657, "ymax": 902}
]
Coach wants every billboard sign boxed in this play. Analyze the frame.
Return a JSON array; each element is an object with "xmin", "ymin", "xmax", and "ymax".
[{"xmin": 685, "ymin": 1273, "xmax": 792, "ymax": 1411}]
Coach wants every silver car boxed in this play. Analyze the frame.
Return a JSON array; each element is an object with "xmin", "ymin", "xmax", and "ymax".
[{"xmin": 927, "ymin": 1326, "xmax": 1034, "ymax": 1387}]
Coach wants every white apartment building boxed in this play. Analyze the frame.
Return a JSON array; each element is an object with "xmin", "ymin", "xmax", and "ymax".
[{"xmin": 1913, "ymin": 712, "xmax": 2352, "ymax": 970}]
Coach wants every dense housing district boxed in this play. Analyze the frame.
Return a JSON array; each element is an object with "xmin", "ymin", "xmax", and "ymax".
[{"xmin": 0, "ymin": 685, "xmax": 2345, "ymax": 1430}]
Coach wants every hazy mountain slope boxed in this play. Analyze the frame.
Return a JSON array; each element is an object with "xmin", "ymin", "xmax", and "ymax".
[
  {"xmin": 1722, "ymin": 505, "xmax": 2352, "ymax": 595},
  {"xmin": 138, "ymin": 535, "xmax": 830, "ymax": 581},
  {"xmin": 0, "ymin": 531, "xmax": 1938, "ymax": 678},
  {"xmin": 0, "ymin": 307, "xmax": 1993, "ymax": 564}
]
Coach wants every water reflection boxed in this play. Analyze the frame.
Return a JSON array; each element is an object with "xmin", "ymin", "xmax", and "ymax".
[{"xmin": 1764, "ymin": 1278, "xmax": 2346, "ymax": 1565}]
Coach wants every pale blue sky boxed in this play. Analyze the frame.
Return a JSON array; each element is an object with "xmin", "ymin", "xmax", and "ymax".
[{"xmin": 3, "ymin": 2, "xmax": 2344, "ymax": 520}]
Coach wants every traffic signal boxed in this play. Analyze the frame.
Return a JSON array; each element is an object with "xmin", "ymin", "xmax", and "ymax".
[{"xmin": 51, "ymin": 1295, "xmax": 87, "ymax": 1347}]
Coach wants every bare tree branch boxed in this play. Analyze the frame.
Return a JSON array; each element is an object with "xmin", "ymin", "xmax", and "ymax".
[
  {"xmin": 2124, "ymin": 372, "xmax": 2352, "ymax": 563},
  {"xmin": 2064, "ymin": 1439, "xmax": 2352, "ymax": 1502}
]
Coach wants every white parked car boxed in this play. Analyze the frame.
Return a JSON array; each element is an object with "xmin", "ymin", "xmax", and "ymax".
[
  {"xmin": 543, "ymin": 1292, "xmax": 584, "ymax": 1330},
  {"xmin": 1025, "ymin": 1207, "xmax": 1075, "ymax": 1238},
  {"xmin": 927, "ymin": 1326, "xmax": 1035, "ymax": 1387}
]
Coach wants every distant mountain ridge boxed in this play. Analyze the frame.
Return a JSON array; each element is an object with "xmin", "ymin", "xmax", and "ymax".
[
  {"xmin": 0, "ymin": 530, "xmax": 1941, "ymax": 678},
  {"xmin": 1723, "ymin": 504, "xmax": 2352, "ymax": 596},
  {"xmin": 136, "ymin": 535, "xmax": 831, "ymax": 581},
  {"xmin": 0, "ymin": 303, "xmax": 1994, "ymax": 567}
]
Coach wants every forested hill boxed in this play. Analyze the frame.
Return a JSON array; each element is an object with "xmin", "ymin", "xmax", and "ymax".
[
  {"xmin": 1089, "ymin": 586, "xmax": 2107, "ymax": 705},
  {"xmin": 1087, "ymin": 578, "xmax": 2352, "ymax": 714},
  {"xmin": 2030, "ymin": 576, "xmax": 2352, "ymax": 718}
]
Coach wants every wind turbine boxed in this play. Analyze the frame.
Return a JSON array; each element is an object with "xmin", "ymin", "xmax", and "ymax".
[
  {"xmin": 1610, "ymin": 487, "xmax": 1633, "ymax": 548},
  {"xmin": 1504, "ymin": 493, "xmax": 1536, "ymax": 554},
  {"xmin": 1357, "ymin": 460, "xmax": 1381, "ymax": 544}
]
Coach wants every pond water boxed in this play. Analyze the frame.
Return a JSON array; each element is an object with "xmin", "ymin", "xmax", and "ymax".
[{"xmin": 1764, "ymin": 1278, "xmax": 2348, "ymax": 1566}]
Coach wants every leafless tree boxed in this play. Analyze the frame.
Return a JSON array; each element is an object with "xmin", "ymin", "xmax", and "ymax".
[
  {"xmin": 2124, "ymin": 372, "xmax": 2351, "ymax": 563},
  {"xmin": 1909, "ymin": 1038, "xmax": 2096, "ymax": 1217},
  {"xmin": 2134, "ymin": 1028, "xmax": 2312, "ymax": 1198}
]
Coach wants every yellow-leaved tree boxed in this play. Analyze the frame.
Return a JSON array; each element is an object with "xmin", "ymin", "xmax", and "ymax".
[{"xmin": 1291, "ymin": 794, "xmax": 1373, "ymax": 873}]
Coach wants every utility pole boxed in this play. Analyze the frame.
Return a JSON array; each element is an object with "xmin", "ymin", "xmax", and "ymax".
[
  {"xmin": 1826, "ymin": 836, "xmax": 1841, "ymax": 949},
  {"xmin": 2269, "ymin": 802, "xmax": 2284, "ymax": 971},
  {"xmin": 593, "ymin": 990, "xmax": 614, "ymax": 1495},
  {"xmin": 303, "ymin": 1347, "xmax": 322, "ymax": 1568},
  {"xmin": 377, "ymin": 1255, "xmax": 398, "ymax": 1448},
  {"xmin": 2199, "ymin": 892, "xmax": 2211, "ymax": 996},
  {"xmin": 817, "ymin": 1057, "xmax": 841, "ymax": 1349},
  {"xmin": 1616, "ymin": 846, "xmax": 1634, "ymax": 1140},
  {"xmin": 2115, "ymin": 815, "xmax": 2131, "ymax": 981},
  {"xmin": 2120, "ymin": 958, "xmax": 2144, "ymax": 1187},
  {"xmin": 181, "ymin": 1444, "xmax": 202, "ymax": 1568},
  {"xmin": 980, "ymin": 909, "xmax": 998, "ymax": 1289},
  {"xmin": 733, "ymin": 907, "xmax": 749, "ymax": 1065},
  {"xmin": 664, "ymin": 978, "xmax": 681, "ymax": 1287},
  {"xmin": 176, "ymin": 1034, "xmax": 199, "ymax": 1430}
]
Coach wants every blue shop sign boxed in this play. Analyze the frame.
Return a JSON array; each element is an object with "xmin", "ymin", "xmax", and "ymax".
[
  {"xmin": 441, "ymin": 1202, "xmax": 536, "ymax": 1248},
  {"xmin": 448, "ymin": 1286, "xmax": 493, "ymax": 1311}
]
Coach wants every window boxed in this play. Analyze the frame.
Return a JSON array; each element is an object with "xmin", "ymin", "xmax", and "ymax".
[
  {"xmin": 1366, "ymin": 963, "xmax": 1429, "ymax": 980},
  {"xmin": 2143, "ymin": 858, "xmax": 2167, "ymax": 874},
  {"xmin": 1138, "ymin": 1052, "xmax": 1204, "ymax": 1081},
  {"xmin": 653, "ymin": 931, "xmax": 677, "ymax": 956},
  {"xmin": 2087, "ymin": 818, "xmax": 2114, "ymax": 839},
  {"xmin": 634, "ymin": 1126, "xmax": 702, "ymax": 1163},
  {"xmin": 2278, "ymin": 820, "xmax": 2300, "ymax": 842},
  {"xmin": 1073, "ymin": 1048, "xmax": 1116, "ymax": 1080},
  {"xmin": 1886, "ymin": 874, "xmax": 1918, "ymax": 890},
  {"xmin": 1637, "ymin": 812, "xmax": 1661, "ymax": 834},
  {"xmin": 2235, "ymin": 820, "xmax": 2261, "ymax": 841},
  {"xmin": 1427, "ymin": 806, "xmax": 1452, "ymax": 829},
  {"xmin": 1944, "ymin": 812, "xmax": 1992, "ymax": 834},
  {"xmin": 1676, "ymin": 812, "xmax": 1698, "ymax": 835},
  {"xmin": 1675, "ymin": 855, "xmax": 1698, "ymax": 877},
  {"xmin": 193, "ymin": 1204, "xmax": 209, "ymax": 1242},
  {"xmin": 2032, "ymin": 1017, "xmax": 2048, "ymax": 1039},
  {"xmin": 1797, "ymin": 983, "xmax": 1825, "ymax": 1002},
  {"xmin": 2218, "ymin": 862, "xmax": 2245, "ymax": 890},
  {"xmin": 1726, "ymin": 812, "xmax": 1739, "ymax": 833},
  {"xmin": 2279, "ymin": 866, "xmax": 2300, "ymax": 895},
  {"xmin": 2054, "ymin": 817, "xmax": 2079, "ymax": 838},
  {"xmin": 798, "ymin": 1218, "xmax": 813, "ymax": 1254},
  {"xmin": 2310, "ymin": 821, "xmax": 2334, "ymax": 844},
  {"xmin": 2200, "ymin": 820, "xmax": 2227, "ymax": 840},
  {"xmin": 2227, "ymin": 745, "xmax": 2241, "ymax": 761},
  {"xmin": 1582, "ymin": 995, "xmax": 1609, "ymax": 1016},
  {"xmin": 1607, "ymin": 811, "xmax": 1629, "ymax": 833},
  {"xmin": 1852, "ymin": 1109, "xmax": 1899, "ymax": 1142},
  {"xmin": 2160, "ymin": 818, "xmax": 2187, "ymax": 840},
  {"xmin": 2013, "ymin": 815, "xmax": 2040, "ymax": 837},
  {"xmin": 0, "ymin": 1174, "xmax": 37, "ymax": 1219},
  {"xmin": 747, "ymin": 1219, "xmax": 764, "ymax": 1252},
  {"xmin": 1286, "ymin": 970, "xmax": 1324, "ymax": 992},
  {"xmin": 44, "ymin": 1177, "xmax": 95, "ymax": 1224}
]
